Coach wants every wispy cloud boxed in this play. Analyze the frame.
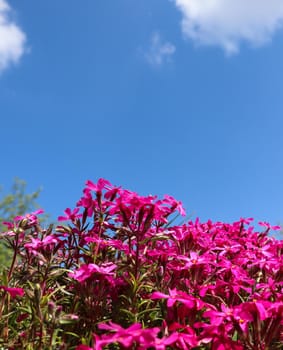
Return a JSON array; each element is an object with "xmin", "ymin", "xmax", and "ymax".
[
  {"xmin": 144, "ymin": 32, "xmax": 176, "ymax": 66},
  {"xmin": 174, "ymin": 0, "xmax": 283, "ymax": 54},
  {"xmin": 0, "ymin": 0, "xmax": 26, "ymax": 73}
]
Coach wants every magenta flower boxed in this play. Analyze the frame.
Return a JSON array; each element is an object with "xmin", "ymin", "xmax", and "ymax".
[
  {"xmin": 1, "ymin": 221, "xmax": 14, "ymax": 229},
  {"xmin": 58, "ymin": 207, "xmax": 82, "ymax": 222},
  {"xmin": 159, "ymin": 331, "xmax": 199, "ymax": 349},
  {"xmin": 76, "ymin": 190, "xmax": 94, "ymax": 217},
  {"xmin": 85, "ymin": 178, "xmax": 112, "ymax": 193},
  {"xmin": 151, "ymin": 288, "xmax": 205, "ymax": 310},
  {"xmin": 84, "ymin": 236, "xmax": 130, "ymax": 254},
  {"xmin": 0, "ymin": 286, "xmax": 24, "ymax": 298},
  {"xmin": 76, "ymin": 346, "xmax": 92, "ymax": 350},
  {"xmin": 69, "ymin": 262, "xmax": 117, "ymax": 283},
  {"xmin": 178, "ymin": 251, "xmax": 211, "ymax": 268},
  {"xmin": 161, "ymin": 323, "xmax": 200, "ymax": 348},
  {"xmin": 233, "ymin": 301, "xmax": 268, "ymax": 334},
  {"xmin": 24, "ymin": 235, "xmax": 58, "ymax": 252},
  {"xmin": 3, "ymin": 179, "xmax": 283, "ymax": 349},
  {"xmin": 240, "ymin": 301, "xmax": 268, "ymax": 321},
  {"xmin": 95, "ymin": 322, "xmax": 160, "ymax": 350},
  {"xmin": 162, "ymin": 194, "xmax": 186, "ymax": 216},
  {"xmin": 258, "ymin": 221, "xmax": 281, "ymax": 231},
  {"xmin": 203, "ymin": 304, "xmax": 235, "ymax": 326},
  {"xmin": 14, "ymin": 209, "xmax": 44, "ymax": 225}
]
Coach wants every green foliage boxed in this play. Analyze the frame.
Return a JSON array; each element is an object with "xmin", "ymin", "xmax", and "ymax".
[{"xmin": 0, "ymin": 178, "xmax": 43, "ymax": 269}]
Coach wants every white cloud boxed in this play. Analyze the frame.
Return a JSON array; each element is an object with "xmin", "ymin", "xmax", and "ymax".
[
  {"xmin": 0, "ymin": 0, "xmax": 26, "ymax": 73},
  {"xmin": 174, "ymin": 0, "xmax": 283, "ymax": 54},
  {"xmin": 145, "ymin": 32, "xmax": 176, "ymax": 66}
]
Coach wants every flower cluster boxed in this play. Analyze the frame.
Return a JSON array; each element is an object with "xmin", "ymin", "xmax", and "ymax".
[{"xmin": 0, "ymin": 179, "xmax": 282, "ymax": 349}]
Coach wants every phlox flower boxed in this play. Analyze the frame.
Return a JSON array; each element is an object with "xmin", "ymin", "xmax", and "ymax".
[
  {"xmin": 178, "ymin": 251, "xmax": 211, "ymax": 268},
  {"xmin": 58, "ymin": 207, "xmax": 82, "ymax": 222},
  {"xmin": 76, "ymin": 346, "xmax": 92, "ymax": 350},
  {"xmin": 84, "ymin": 236, "xmax": 130, "ymax": 254},
  {"xmin": 233, "ymin": 301, "xmax": 268, "ymax": 333},
  {"xmin": 151, "ymin": 288, "xmax": 205, "ymax": 310},
  {"xmin": 256, "ymin": 277, "xmax": 283, "ymax": 299},
  {"xmin": 239, "ymin": 217, "xmax": 254, "ymax": 225},
  {"xmin": 85, "ymin": 178, "xmax": 112, "ymax": 193},
  {"xmin": 0, "ymin": 286, "xmax": 24, "ymax": 298},
  {"xmin": 216, "ymin": 258, "xmax": 254, "ymax": 284},
  {"xmin": 0, "ymin": 229, "xmax": 16, "ymax": 237},
  {"xmin": 94, "ymin": 322, "xmax": 160, "ymax": 350},
  {"xmin": 216, "ymin": 243, "xmax": 242, "ymax": 257},
  {"xmin": 159, "ymin": 331, "xmax": 199, "ymax": 349},
  {"xmin": 14, "ymin": 209, "xmax": 44, "ymax": 225},
  {"xmin": 258, "ymin": 221, "xmax": 281, "ymax": 231},
  {"xmin": 162, "ymin": 194, "xmax": 186, "ymax": 216},
  {"xmin": 203, "ymin": 304, "xmax": 237, "ymax": 328},
  {"xmin": 1, "ymin": 221, "xmax": 14, "ymax": 230},
  {"xmin": 24, "ymin": 235, "xmax": 58, "ymax": 252},
  {"xmin": 211, "ymin": 337, "xmax": 244, "ymax": 350},
  {"xmin": 5, "ymin": 178, "xmax": 283, "ymax": 349},
  {"xmin": 162, "ymin": 323, "xmax": 200, "ymax": 349},
  {"xmin": 194, "ymin": 322, "xmax": 244, "ymax": 349},
  {"xmin": 69, "ymin": 262, "xmax": 117, "ymax": 283},
  {"xmin": 76, "ymin": 191, "xmax": 94, "ymax": 217}
]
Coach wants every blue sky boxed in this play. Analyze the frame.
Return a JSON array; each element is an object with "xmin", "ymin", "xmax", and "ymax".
[{"xmin": 1, "ymin": 0, "xmax": 283, "ymax": 230}]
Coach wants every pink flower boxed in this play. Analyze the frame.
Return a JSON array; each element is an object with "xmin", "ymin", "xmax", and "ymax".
[
  {"xmin": 178, "ymin": 251, "xmax": 210, "ymax": 268},
  {"xmin": 95, "ymin": 322, "xmax": 160, "ymax": 350},
  {"xmin": 151, "ymin": 288, "xmax": 204, "ymax": 310},
  {"xmin": 239, "ymin": 217, "xmax": 254, "ymax": 225},
  {"xmin": 0, "ymin": 286, "xmax": 24, "ymax": 298},
  {"xmin": 84, "ymin": 236, "xmax": 130, "ymax": 254},
  {"xmin": 233, "ymin": 301, "xmax": 268, "ymax": 334},
  {"xmin": 77, "ymin": 190, "xmax": 94, "ymax": 217},
  {"xmin": 162, "ymin": 194, "xmax": 186, "ymax": 216},
  {"xmin": 258, "ymin": 221, "xmax": 281, "ymax": 231},
  {"xmin": 165, "ymin": 332, "xmax": 199, "ymax": 349},
  {"xmin": 16, "ymin": 313, "xmax": 29, "ymax": 322},
  {"xmin": 58, "ymin": 207, "xmax": 82, "ymax": 222},
  {"xmin": 85, "ymin": 178, "xmax": 112, "ymax": 193},
  {"xmin": 14, "ymin": 209, "xmax": 44, "ymax": 225},
  {"xmin": 1, "ymin": 221, "xmax": 14, "ymax": 229},
  {"xmin": 76, "ymin": 346, "xmax": 92, "ymax": 350},
  {"xmin": 24, "ymin": 235, "xmax": 58, "ymax": 252},
  {"xmin": 69, "ymin": 262, "xmax": 117, "ymax": 283},
  {"xmin": 203, "ymin": 304, "xmax": 235, "ymax": 326}
]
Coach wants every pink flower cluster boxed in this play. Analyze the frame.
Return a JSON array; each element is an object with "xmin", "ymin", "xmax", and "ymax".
[{"xmin": 1, "ymin": 178, "xmax": 283, "ymax": 349}]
